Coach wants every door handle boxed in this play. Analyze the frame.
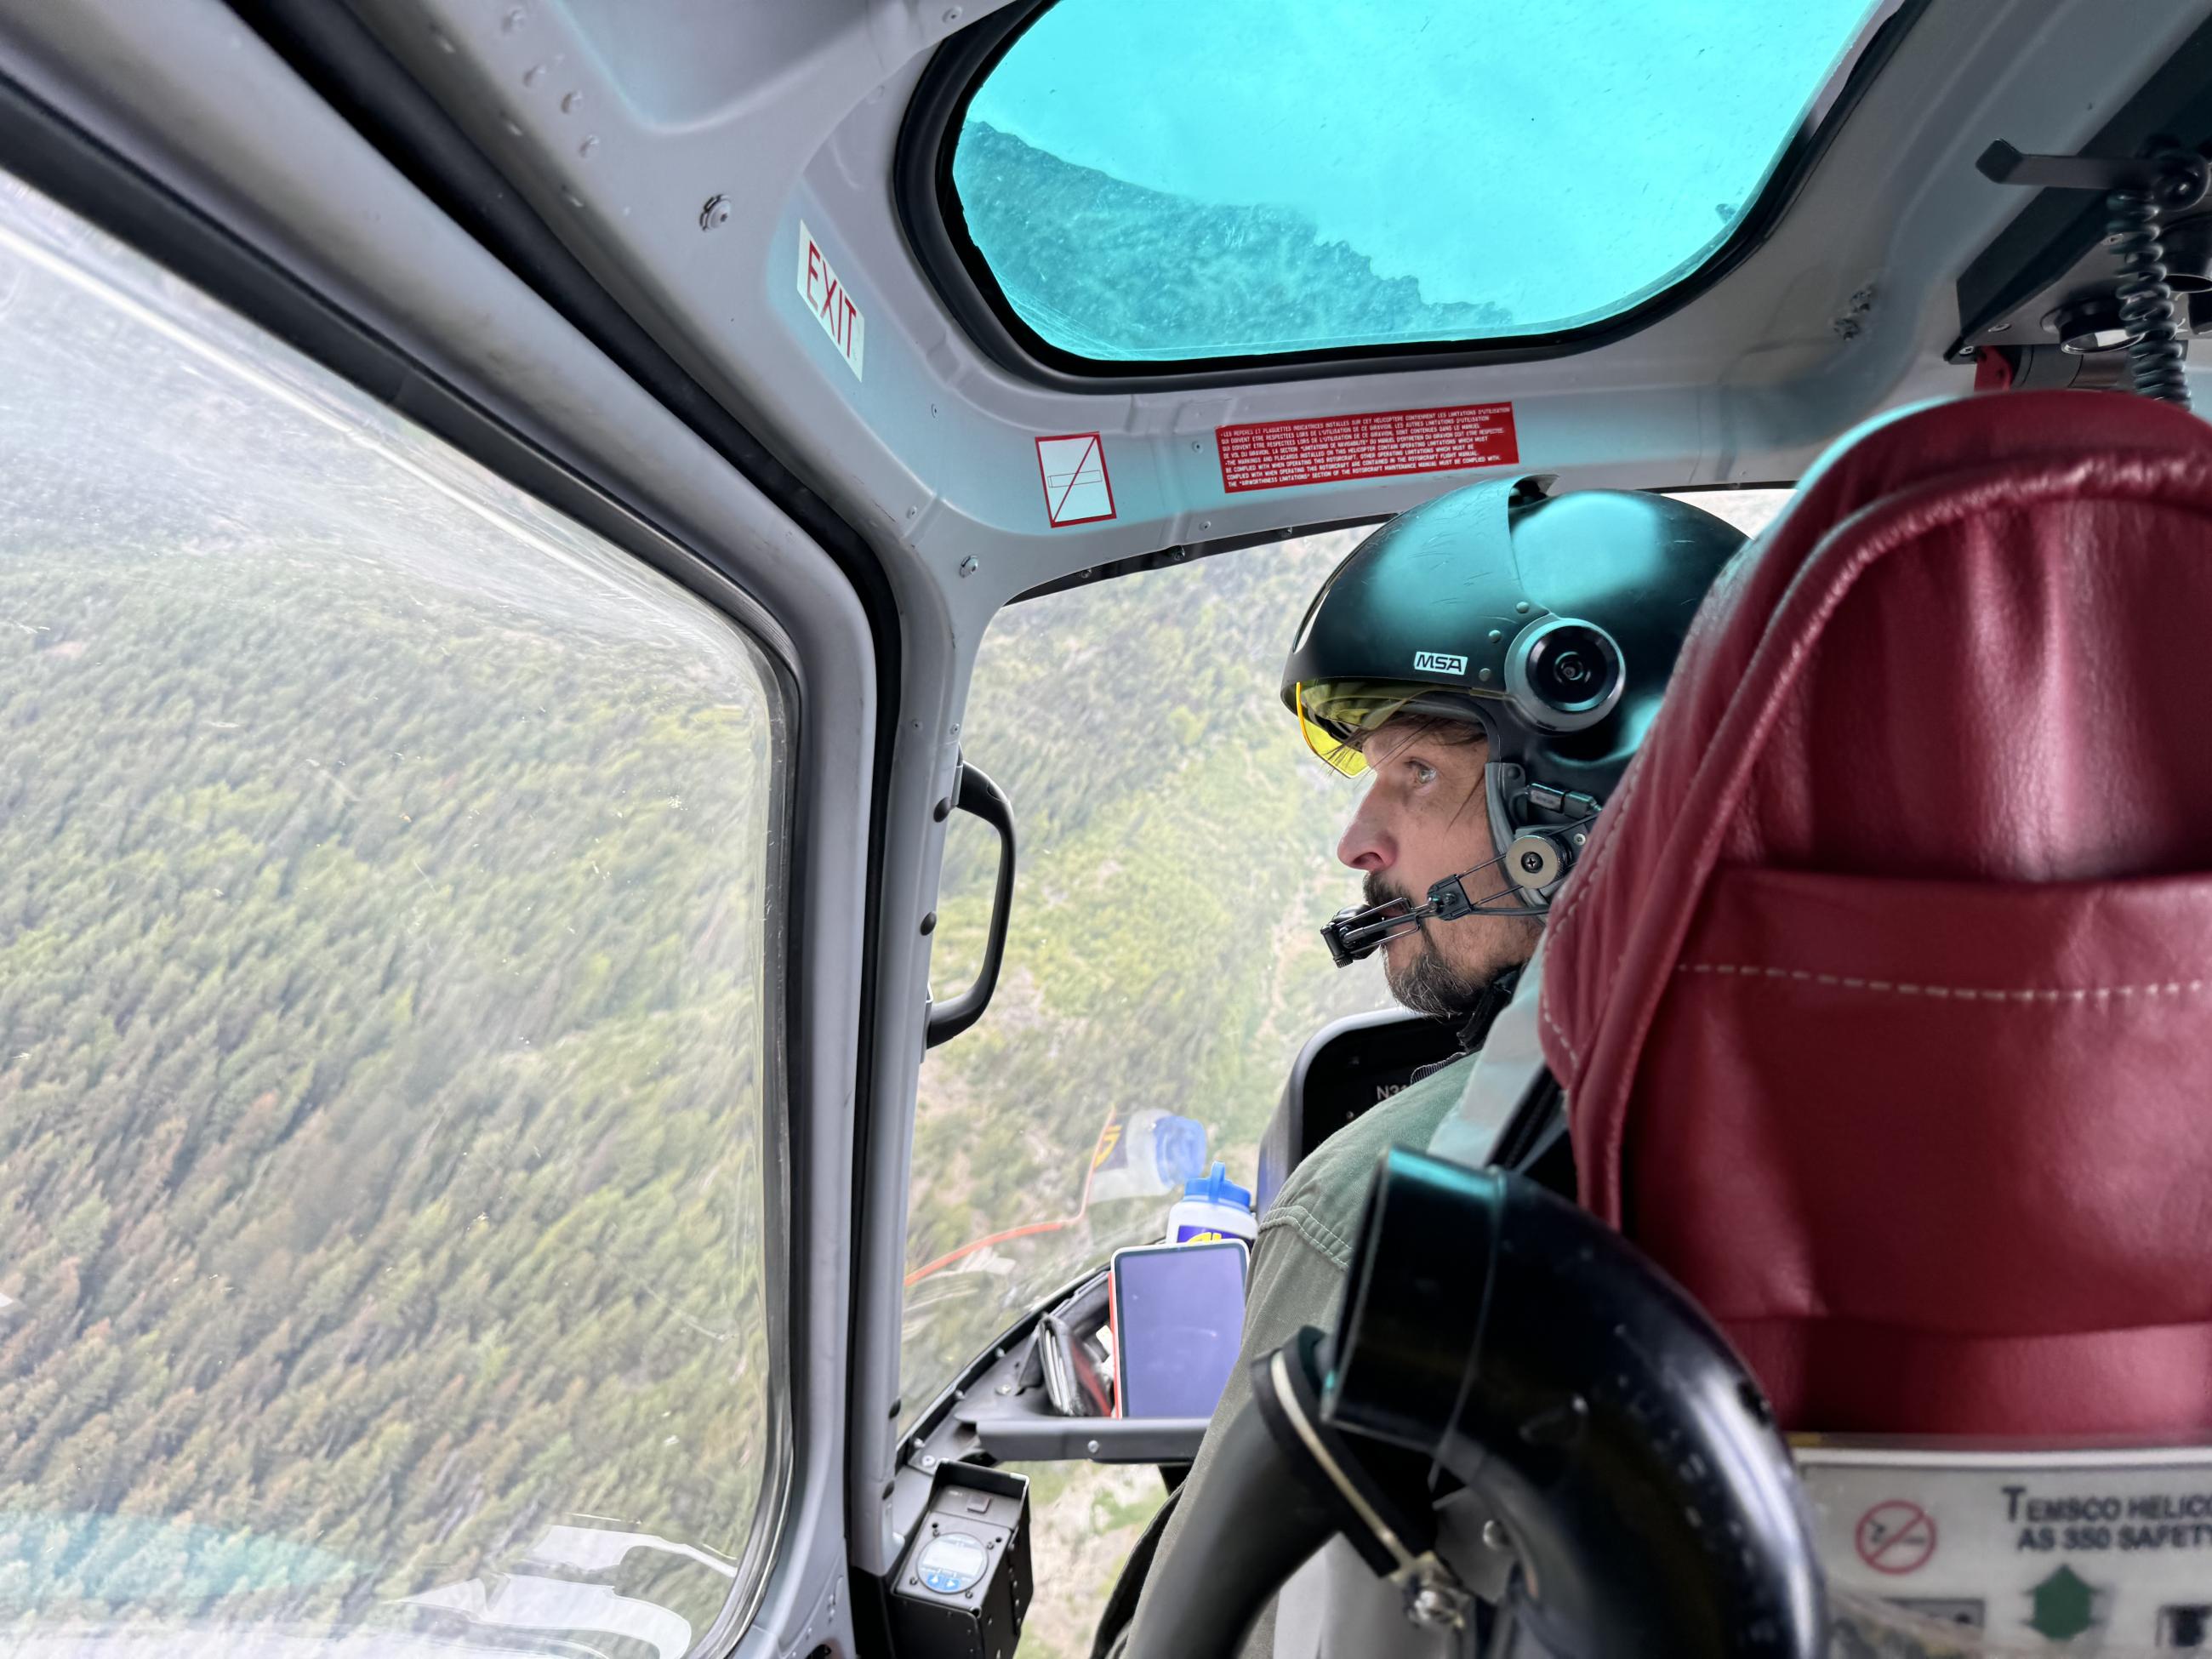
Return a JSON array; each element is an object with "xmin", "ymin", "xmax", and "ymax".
[{"xmin": 926, "ymin": 761, "xmax": 1015, "ymax": 1048}]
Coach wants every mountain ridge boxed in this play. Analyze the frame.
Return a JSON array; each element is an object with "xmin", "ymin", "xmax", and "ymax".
[{"xmin": 953, "ymin": 121, "xmax": 1514, "ymax": 358}]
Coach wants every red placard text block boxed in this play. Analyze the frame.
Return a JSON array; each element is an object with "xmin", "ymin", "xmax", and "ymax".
[{"xmin": 1216, "ymin": 402, "xmax": 1517, "ymax": 494}]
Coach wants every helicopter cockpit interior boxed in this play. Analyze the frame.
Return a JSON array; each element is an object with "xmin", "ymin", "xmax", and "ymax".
[{"xmin": 3, "ymin": 2, "xmax": 2212, "ymax": 1656}]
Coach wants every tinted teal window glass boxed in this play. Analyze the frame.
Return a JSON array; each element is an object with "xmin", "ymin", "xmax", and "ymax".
[{"xmin": 952, "ymin": 0, "xmax": 1882, "ymax": 362}]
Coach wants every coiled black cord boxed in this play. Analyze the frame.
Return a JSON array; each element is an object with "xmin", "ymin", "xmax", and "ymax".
[
  {"xmin": 1976, "ymin": 141, "xmax": 2211, "ymax": 407},
  {"xmin": 2111, "ymin": 180, "xmax": 2190, "ymax": 407},
  {"xmin": 2107, "ymin": 153, "xmax": 2211, "ymax": 410}
]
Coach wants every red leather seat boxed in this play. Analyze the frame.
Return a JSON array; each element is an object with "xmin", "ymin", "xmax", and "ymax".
[{"xmin": 1539, "ymin": 391, "xmax": 2212, "ymax": 1437}]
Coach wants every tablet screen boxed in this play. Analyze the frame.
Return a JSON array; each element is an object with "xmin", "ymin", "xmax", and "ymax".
[{"xmin": 1113, "ymin": 1240, "xmax": 1248, "ymax": 1419}]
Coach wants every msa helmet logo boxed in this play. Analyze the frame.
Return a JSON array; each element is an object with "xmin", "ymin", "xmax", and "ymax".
[{"xmin": 1413, "ymin": 650, "xmax": 1468, "ymax": 676}]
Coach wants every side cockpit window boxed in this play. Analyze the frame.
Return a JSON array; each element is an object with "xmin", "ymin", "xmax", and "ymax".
[{"xmin": 0, "ymin": 173, "xmax": 787, "ymax": 1653}]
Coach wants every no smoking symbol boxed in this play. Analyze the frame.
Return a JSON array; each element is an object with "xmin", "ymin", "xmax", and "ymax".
[{"xmin": 1856, "ymin": 1500, "xmax": 1937, "ymax": 1575}]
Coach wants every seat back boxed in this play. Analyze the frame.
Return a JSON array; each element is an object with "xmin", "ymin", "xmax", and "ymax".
[{"xmin": 1538, "ymin": 391, "xmax": 2212, "ymax": 1437}]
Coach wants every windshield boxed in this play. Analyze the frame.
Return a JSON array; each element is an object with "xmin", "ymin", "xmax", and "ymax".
[
  {"xmin": 949, "ymin": 0, "xmax": 1888, "ymax": 363},
  {"xmin": 899, "ymin": 534, "xmax": 1397, "ymax": 1417}
]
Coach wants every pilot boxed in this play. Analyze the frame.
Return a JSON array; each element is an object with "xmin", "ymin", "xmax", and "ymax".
[{"xmin": 1111, "ymin": 476, "xmax": 1747, "ymax": 1658}]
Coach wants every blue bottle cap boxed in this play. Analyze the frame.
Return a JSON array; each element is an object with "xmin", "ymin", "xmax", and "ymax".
[{"xmin": 1182, "ymin": 1160, "xmax": 1253, "ymax": 1212}]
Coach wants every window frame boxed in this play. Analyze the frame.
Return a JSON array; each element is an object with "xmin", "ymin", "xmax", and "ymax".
[
  {"xmin": 895, "ymin": 0, "xmax": 1929, "ymax": 392},
  {"xmin": 0, "ymin": 59, "xmax": 831, "ymax": 1657}
]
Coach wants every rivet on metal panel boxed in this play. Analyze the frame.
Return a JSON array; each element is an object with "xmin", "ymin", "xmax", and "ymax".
[
  {"xmin": 959, "ymin": 556, "xmax": 980, "ymax": 578},
  {"xmin": 1086, "ymin": 1439, "xmax": 1101, "ymax": 1455},
  {"xmin": 500, "ymin": 7, "xmax": 525, "ymax": 31},
  {"xmin": 944, "ymin": 5, "xmax": 964, "ymax": 20},
  {"xmin": 578, "ymin": 136, "xmax": 600, "ymax": 159},
  {"xmin": 559, "ymin": 188, "xmax": 583, "ymax": 209},
  {"xmin": 522, "ymin": 63, "xmax": 547, "ymax": 87},
  {"xmin": 561, "ymin": 88, "xmax": 584, "ymax": 113},
  {"xmin": 698, "ymin": 195, "xmax": 732, "ymax": 231}
]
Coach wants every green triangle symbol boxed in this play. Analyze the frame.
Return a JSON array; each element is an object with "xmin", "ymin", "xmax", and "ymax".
[{"xmin": 2027, "ymin": 1563, "xmax": 2098, "ymax": 1642}]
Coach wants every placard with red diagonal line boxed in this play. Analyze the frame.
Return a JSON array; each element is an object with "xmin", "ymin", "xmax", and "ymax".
[{"xmin": 1035, "ymin": 432, "xmax": 1115, "ymax": 527}]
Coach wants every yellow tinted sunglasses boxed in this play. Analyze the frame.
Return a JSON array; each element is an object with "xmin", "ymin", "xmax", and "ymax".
[{"xmin": 1294, "ymin": 681, "xmax": 1417, "ymax": 778}]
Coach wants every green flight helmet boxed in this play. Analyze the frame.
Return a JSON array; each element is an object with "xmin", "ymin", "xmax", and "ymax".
[{"xmin": 1283, "ymin": 476, "xmax": 1745, "ymax": 938}]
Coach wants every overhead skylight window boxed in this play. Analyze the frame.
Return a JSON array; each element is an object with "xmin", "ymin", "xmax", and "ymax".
[{"xmin": 944, "ymin": 0, "xmax": 1890, "ymax": 366}]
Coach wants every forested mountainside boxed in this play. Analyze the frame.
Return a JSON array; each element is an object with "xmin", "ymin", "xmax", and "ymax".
[
  {"xmin": 0, "ymin": 539, "xmax": 778, "ymax": 1649},
  {"xmin": 952, "ymin": 122, "xmax": 1514, "ymax": 356},
  {"xmin": 0, "ymin": 180, "xmax": 780, "ymax": 1652}
]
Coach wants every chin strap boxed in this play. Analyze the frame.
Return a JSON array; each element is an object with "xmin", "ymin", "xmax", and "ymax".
[{"xmin": 1319, "ymin": 813, "xmax": 1593, "ymax": 968}]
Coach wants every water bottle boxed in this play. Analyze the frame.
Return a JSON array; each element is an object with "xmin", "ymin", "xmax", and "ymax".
[{"xmin": 1167, "ymin": 1162, "xmax": 1258, "ymax": 1246}]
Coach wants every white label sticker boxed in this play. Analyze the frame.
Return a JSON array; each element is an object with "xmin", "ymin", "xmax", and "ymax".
[
  {"xmin": 1799, "ymin": 1441, "xmax": 2212, "ymax": 1648},
  {"xmin": 796, "ymin": 220, "xmax": 864, "ymax": 380},
  {"xmin": 1035, "ymin": 433, "xmax": 1116, "ymax": 527},
  {"xmin": 1414, "ymin": 651, "xmax": 1468, "ymax": 675}
]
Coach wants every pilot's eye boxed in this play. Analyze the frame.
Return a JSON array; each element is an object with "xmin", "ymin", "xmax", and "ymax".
[{"xmin": 1407, "ymin": 761, "xmax": 1437, "ymax": 787}]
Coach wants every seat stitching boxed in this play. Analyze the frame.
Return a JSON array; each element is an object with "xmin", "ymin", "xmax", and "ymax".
[
  {"xmin": 1540, "ymin": 991, "xmax": 1582, "ymax": 1071},
  {"xmin": 1677, "ymin": 962, "xmax": 2209, "ymax": 1002}
]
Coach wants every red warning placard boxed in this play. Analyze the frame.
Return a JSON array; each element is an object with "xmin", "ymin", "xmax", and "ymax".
[{"xmin": 1216, "ymin": 402, "xmax": 1517, "ymax": 494}]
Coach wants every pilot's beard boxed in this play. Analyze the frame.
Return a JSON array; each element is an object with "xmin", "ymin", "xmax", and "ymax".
[
  {"xmin": 1385, "ymin": 932, "xmax": 1497, "ymax": 1021},
  {"xmin": 1364, "ymin": 871, "xmax": 1508, "ymax": 1022}
]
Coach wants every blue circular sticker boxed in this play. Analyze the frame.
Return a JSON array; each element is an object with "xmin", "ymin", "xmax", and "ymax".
[{"xmin": 916, "ymin": 1531, "xmax": 989, "ymax": 1595}]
